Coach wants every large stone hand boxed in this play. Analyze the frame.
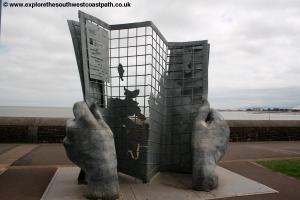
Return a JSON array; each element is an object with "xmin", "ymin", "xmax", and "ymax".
[
  {"xmin": 63, "ymin": 101, "xmax": 119, "ymax": 200},
  {"xmin": 192, "ymin": 100, "xmax": 230, "ymax": 191}
]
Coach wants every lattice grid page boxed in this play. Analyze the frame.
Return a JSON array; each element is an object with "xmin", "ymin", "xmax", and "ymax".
[{"xmin": 108, "ymin": 26, "xmax": 168, "ymax": 118}]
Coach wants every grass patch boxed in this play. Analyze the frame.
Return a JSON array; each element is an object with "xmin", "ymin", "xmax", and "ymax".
[{"xmin": 257, "ymin": 159, "xmax": 300, "ymax": 181}]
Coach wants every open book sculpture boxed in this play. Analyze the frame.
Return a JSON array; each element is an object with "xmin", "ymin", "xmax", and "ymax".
[{"xmin": 64, "ymin": 11, "xmax": 229, "ymax": 199}]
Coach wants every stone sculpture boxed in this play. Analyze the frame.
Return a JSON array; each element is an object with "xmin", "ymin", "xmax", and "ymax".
[
  {"xmin": 63, "ymin": 102, "xmax": 119, "ymax": 199},
  {"xmin": 66, "ymin": 11, "xmax": 230, "ymax": 196},
  {"xmin": 192, "ymin": 100, "xmax": 230, "ymax": 191}
]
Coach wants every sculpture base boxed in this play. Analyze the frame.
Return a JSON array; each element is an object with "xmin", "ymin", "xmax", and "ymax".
[{"xmin": 41, "ymin": 167, "xmax": 277, "ymax": 200}]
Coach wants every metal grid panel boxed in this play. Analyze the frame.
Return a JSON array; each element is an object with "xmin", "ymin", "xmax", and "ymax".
[
  {"xmin": 109, "ymin": 26, "xmax": 168, "ymax": 117},
  {"xmin": 160, "ymin": 41, "xmax": 209, "ymax": 173},
  {"xmin": 106, "ymin": 23, "xmax": 168, "ymax": 182}
]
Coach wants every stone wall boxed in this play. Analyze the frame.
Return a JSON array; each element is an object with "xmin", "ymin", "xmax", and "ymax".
[
  {"xmin": 0, "ymin": 117, "xmax": 300, "ymax": 143},
  {"xmin": 227, "ymin": 120, "xmax": 300, "ymax": 142},
  {"xmin": 0, "ymin": 117, "xmax": 67, "ymax": 143}
]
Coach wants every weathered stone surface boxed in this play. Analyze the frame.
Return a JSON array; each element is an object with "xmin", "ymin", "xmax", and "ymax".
[
  {"xmin": 192, "ymin": 100, "xmax": 230, "ymax": 191},
  {"xmin": 63, "ymin": 101, "xmax": 119, "ymax": 199}
]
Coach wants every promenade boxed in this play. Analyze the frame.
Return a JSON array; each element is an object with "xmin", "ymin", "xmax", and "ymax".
[{"xmin": 0, "ymin": 141, "xmax": 299, "ymax": 200}]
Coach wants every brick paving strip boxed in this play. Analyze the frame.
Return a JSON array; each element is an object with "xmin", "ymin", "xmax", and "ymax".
[
  {"xmin": 0, "ymin": 167, "xmax": 57, "ymax": 200},
  {"xmin": 0, "ymin": 144, "xmax": 58, "ymax": 200}
]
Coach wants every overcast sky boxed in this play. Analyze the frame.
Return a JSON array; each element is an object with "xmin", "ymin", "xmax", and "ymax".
[{"xmin": 0, "ymin": 0, "xmax": 299, "ymax": 109}]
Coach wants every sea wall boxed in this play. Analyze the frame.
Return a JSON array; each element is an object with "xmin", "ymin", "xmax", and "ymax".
[
  {"xmin": 0, "ymin": 117, "xmax": 67, "ymax": 143},
  {"xmin": 0, "ymin": 117, "xmax": 299, "ymax": 143},
  {"xmin": 227, "ymin": 120, "xmax": 300, "ymax": 141}
]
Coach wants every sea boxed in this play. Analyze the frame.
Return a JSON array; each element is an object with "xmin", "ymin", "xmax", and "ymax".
[{"xmin": 0, "ymin": 106, "xmax": 300, "ymax": 120}]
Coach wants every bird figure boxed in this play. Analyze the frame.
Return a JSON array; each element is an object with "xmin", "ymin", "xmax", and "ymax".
[
  {"xmin": 124, "ymin": 87, "xmax": 140, "ymax": 99},
  {"xmin": 118, "ymin": 63, "xmax": 125, "ymax": 81}
]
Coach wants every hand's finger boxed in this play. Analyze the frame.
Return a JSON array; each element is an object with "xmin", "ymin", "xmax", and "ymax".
[
  {"xmin": 196, "ymin": 100, "xmax": 210, "ymax": 122},
  {"xmin": 90, "ymin": 103, "xmax": 102, "ymax": 120},
  {"xmin": 194, "ymin": 100, "xmax": 210, "ymax": 130},
  {"xmin": 206, "ymin": 109, "xmax": 226, "ymax": 126},
  {"xmin": 90, "ymin": 103, "xmax": 111, "ymax": 130}
]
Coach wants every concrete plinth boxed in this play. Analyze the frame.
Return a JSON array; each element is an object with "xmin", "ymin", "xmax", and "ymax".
[{"xmin": 41, "ymin": 167, "xmax": 277, "ymax": 200}]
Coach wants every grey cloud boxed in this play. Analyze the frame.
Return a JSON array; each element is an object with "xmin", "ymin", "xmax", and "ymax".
[
  {"xmin": 209, "ymin": 87, "xmax": 300, "ymax": 109},
  {"xmin": 0, "ymin": 0, "xmax": 299, "ymax": 109}
]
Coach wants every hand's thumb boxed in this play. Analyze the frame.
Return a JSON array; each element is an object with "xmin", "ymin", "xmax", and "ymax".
[{"xmin": 73, "ymin": 101, "xmax": 98, "ymax": 128}]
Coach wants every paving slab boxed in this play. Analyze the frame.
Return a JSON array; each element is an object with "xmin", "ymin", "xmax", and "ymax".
[{"xmin": 41, "ymin": 166, "xmax": 277, "ymax": 200}]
